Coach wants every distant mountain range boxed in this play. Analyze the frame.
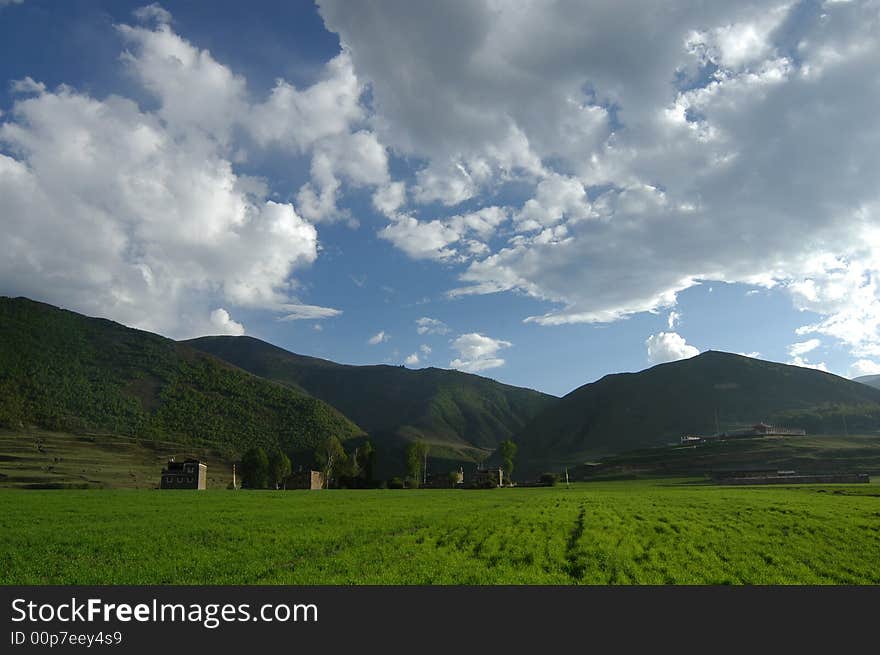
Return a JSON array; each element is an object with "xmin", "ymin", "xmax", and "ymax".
[
  {"xmin": 854, "ymin": 374, "xmax": 880, "ymax": 390},
  {"xmin": 515, "ymin": 351, "xmax": 880, "ymax": 474},
  {"xmin": 4, "ymin": 296, "xmax": 880, "ymax": 480},
  {"xmin": 185, "ymin": 335, "xmax": 556, "ymax": 475}
]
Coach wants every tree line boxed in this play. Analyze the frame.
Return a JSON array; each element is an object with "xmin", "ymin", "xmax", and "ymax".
[
  {"xmin": 239, "ymin": 436, "xmax": 376, "ymax": 489},
  {"xmin": 238, "ymin": 437, "xmax": 520, "ymax": 489}
]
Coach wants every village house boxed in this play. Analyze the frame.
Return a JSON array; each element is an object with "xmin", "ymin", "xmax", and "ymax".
[
  {"xmin": 159, "ymin": 458, "xmax": 207, "ymax": 490},
  {"xmin": 287, "ymin": 469, "xmax": 325, "ymax": 490},
  {"xmin": 471, "ymin": 467, "xmax": 503, "ymax": 488},
  {"xmin": 423, "ymin": 467, "xmax": 464, "ymax": 488}
]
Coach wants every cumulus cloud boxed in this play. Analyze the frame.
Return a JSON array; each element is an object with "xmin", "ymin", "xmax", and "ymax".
[
  {"xmin": 368, "ymin": 330, "xmax": 389, "ymax": 345},
  {"xmin": 380, "ymin": 206, "xmax": 508, "ymax": 262},
  {"xmin": 0, "ymin": 83, "xmax": 320, "ymax": 337},
  {"xmin": 0, "ymin": 7, "xmax": 360, "ymax": 337},
  {"xmin": 449, "ymin": 333, "xmax": 511, "ymax": 373},
  {"xmin": 209, "ymin": 308, "xmax": 245, "ymax": 336},
  {"xmin": 416, "ymin": 317, "xmax": 449, "ymax": 335},
  {"xmin": 646, "ymin": 332, "xmax": 700, "ymax": 364},
  {"xmin": 667, "ymin": 311, "xmax": 681, "ymax": 329},
  {"xmin": 404, "ymin": 353, "xmax": 420, "ymax": 366},
  {"xmin": 419, "ymin": 344, "xmax": 432, "ymax": 355},
  {"xmin": 317, "ymin": 0, "xmax": 880, "ymax": 366}
]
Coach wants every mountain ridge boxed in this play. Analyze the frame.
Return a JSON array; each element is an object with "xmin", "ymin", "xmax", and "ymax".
[
  {"xmin": 0, "ymin": 297, "xmax": 364, "ymax": 457},
  {"xmin": 515, "ymin": 350, "xmax": 880, "ymax": 474},
  {"xmin": 185, "ymin": 334, "xmax": 558, "ymax": 472}
]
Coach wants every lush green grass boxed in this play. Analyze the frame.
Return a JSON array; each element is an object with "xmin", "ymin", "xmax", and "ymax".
[{"xmin": 2, "ymin": 480, "xmax": 879, "ymax": 585}]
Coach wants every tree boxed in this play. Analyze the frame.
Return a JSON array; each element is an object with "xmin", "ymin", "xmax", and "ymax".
[
  {"xmin": 315, "ymin": 436, "xmax": 346, "ymax": 488},
  {"xmin": 497, "ymin": 439, "xmax": 518, "ymax": 485},
  {"xmin": 448, "ymin": 470, "xmax": 462, "ymax": 488},
  {"xmin": 268, "ymin": 448, "xmax": 292, "ymax": 489},
  {"xmin": 356, "ymin": 440, "xmax": 375, "ymax": 482},
  {"xmin": 241, "ymin": 446, "xmax": 269, "ymax": 489},
  {"xmin": 405, "ymin": 440, "xmax": 429, "ymax": 488}
]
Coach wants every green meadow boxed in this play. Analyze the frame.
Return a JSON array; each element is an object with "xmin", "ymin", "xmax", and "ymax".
[{"xmin": 2, "ymin": 480, "xmax": 879, "ymax": 585}]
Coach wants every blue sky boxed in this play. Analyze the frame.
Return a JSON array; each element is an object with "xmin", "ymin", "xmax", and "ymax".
[{"xmin": 2, "ymin": 0, "xmax": 879, "ymax": 396}]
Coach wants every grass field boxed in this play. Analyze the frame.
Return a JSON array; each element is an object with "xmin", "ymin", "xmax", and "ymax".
[
  {"xmin": 0, "ymin": 430, "xmax": 235, "ymax": 489},
  {"xmin": 2, "ymin": 480, "xmax": 879, "ymax": 585}
]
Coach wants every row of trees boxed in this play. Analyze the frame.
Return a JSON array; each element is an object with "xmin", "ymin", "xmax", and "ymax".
[
  {"xmin": 239, "ymin": 437, "xmax": 519, "ymax": 489},
  {"xmin": 404, "ymin": 438, "xmax": 518, "ymax": 487},
  {"xmin": 239, "ymin": 437, "xmax": 376, "ymax": 489}
]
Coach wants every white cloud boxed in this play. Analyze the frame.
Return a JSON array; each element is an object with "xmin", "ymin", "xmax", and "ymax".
[
  {"xmin": 209, "ymin": 308, "xmax": 244, "ymax": 336},
  {"xmin": 788, "ymin": 339, "xmax": 821, "ymax": 357},
  {"xmin": 0, "ymin": 84, "xmax": 320, "ymax": 338},
  {"xmin": 850, "ymin": 359, "xmax": 880, "ymax": 378},
  {"xmin": 372, "ymin": 181, "xmax": 406, "ymax": 217},
  {"xmin": 645, "ymin": 332, "xmax": 700, "ymax": 364},
  {"xmin": 368, "ymin": 330, "xmax": 389, "ymax": 345},
  {"xmin": 737, "ymin": 351, "xmax": 762, "ymax": 358},
  {"xmin": 380, "ymin": 206, "xmax": 508, "ymax": 262},
  {"xmin": 296, "ymin": 130, "xmax": 390, "ymax": 223},
  {"xmin": 449, "ymin": 333, "xmax": 511, "ymax": 373},
  {"xmin": 416, "ymin": 317, "xmax": 449, "ymax": 335},
  {"xmin": 419, "ymin": 344, "xmax": 432, "ymax": 355},
  {"xmin": 248, "ymin": 51, "xmax": 365, "ymax": 153},
  {"xmin": 9, "ymin": 77, "xmax": 44, "ymax": 94},
  {"xmin": 0, "ymin": 9, "xmax": 367, "ymax": 338},
  {"xmin": 404, "ymin": 353, "xmax": 420, "ymax": 366},
  {"xmin": 788, "ymin": 356, "xmax": 829, "ymax": 372},
  {"xmin": 132, "ymin": 3, "xmax": 172, "ymax": 25},
  {"xmin": 667, "ymin": 311, "xmax": 681, "ymax": 329},
  {"xmin": 317, "ymin": 0, "xmax": 880, "ymax": 367},
  {"xmin": 276, "ymin": 304, "xmax": 342, "ymax": 321}
]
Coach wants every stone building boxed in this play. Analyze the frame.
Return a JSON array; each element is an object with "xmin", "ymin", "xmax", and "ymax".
[
  {"xmin": 288, "ymin": 469, "xmax": 324, "ymax": 490},
  {"xmin": 160, "ymin": 458, "xmax": 207, "ymax": 490},
  {"xmin": 471, "ymin": 467, "xmax": 503, "ymax": 488}
]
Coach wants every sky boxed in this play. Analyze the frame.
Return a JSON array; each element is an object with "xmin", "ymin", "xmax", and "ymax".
[{"xmin": 2, "ymin": 0, "xmax": 880, "ymax": 397}]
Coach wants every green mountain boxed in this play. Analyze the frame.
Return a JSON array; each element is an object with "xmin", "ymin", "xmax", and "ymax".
[
  {"xmin": 854, "ymin": 374, "xmax": 880, "ymax": 390},
  {"xmin": 515, "ymin": 351, "xmax": 880, "ymax": 474},
  {"xmin": 0, "ymin": 297, "xmax": 362, "ymax": 456},
  {"xmin": 185, "ymin": 335, "xmax": 557, "ymax": 470}
]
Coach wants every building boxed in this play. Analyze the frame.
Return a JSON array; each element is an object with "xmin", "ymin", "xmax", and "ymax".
[
  {"xmin": 287, "ymin": 469, "xmax": 324, "ymax": 490},
  {"xmin": 681, "ymin": 423, "xmax": 806, "ymax": 445},
  {"xmin": 423, "ymin": 467, "xmax": 464, "ymax": 488},
  {"xmin": 471, "ymin": 467, "xmax": 503, "ymax": 488},
  {"xmin": 160, "ymin": 458, "xmax": 207, "ymax": 490}
]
